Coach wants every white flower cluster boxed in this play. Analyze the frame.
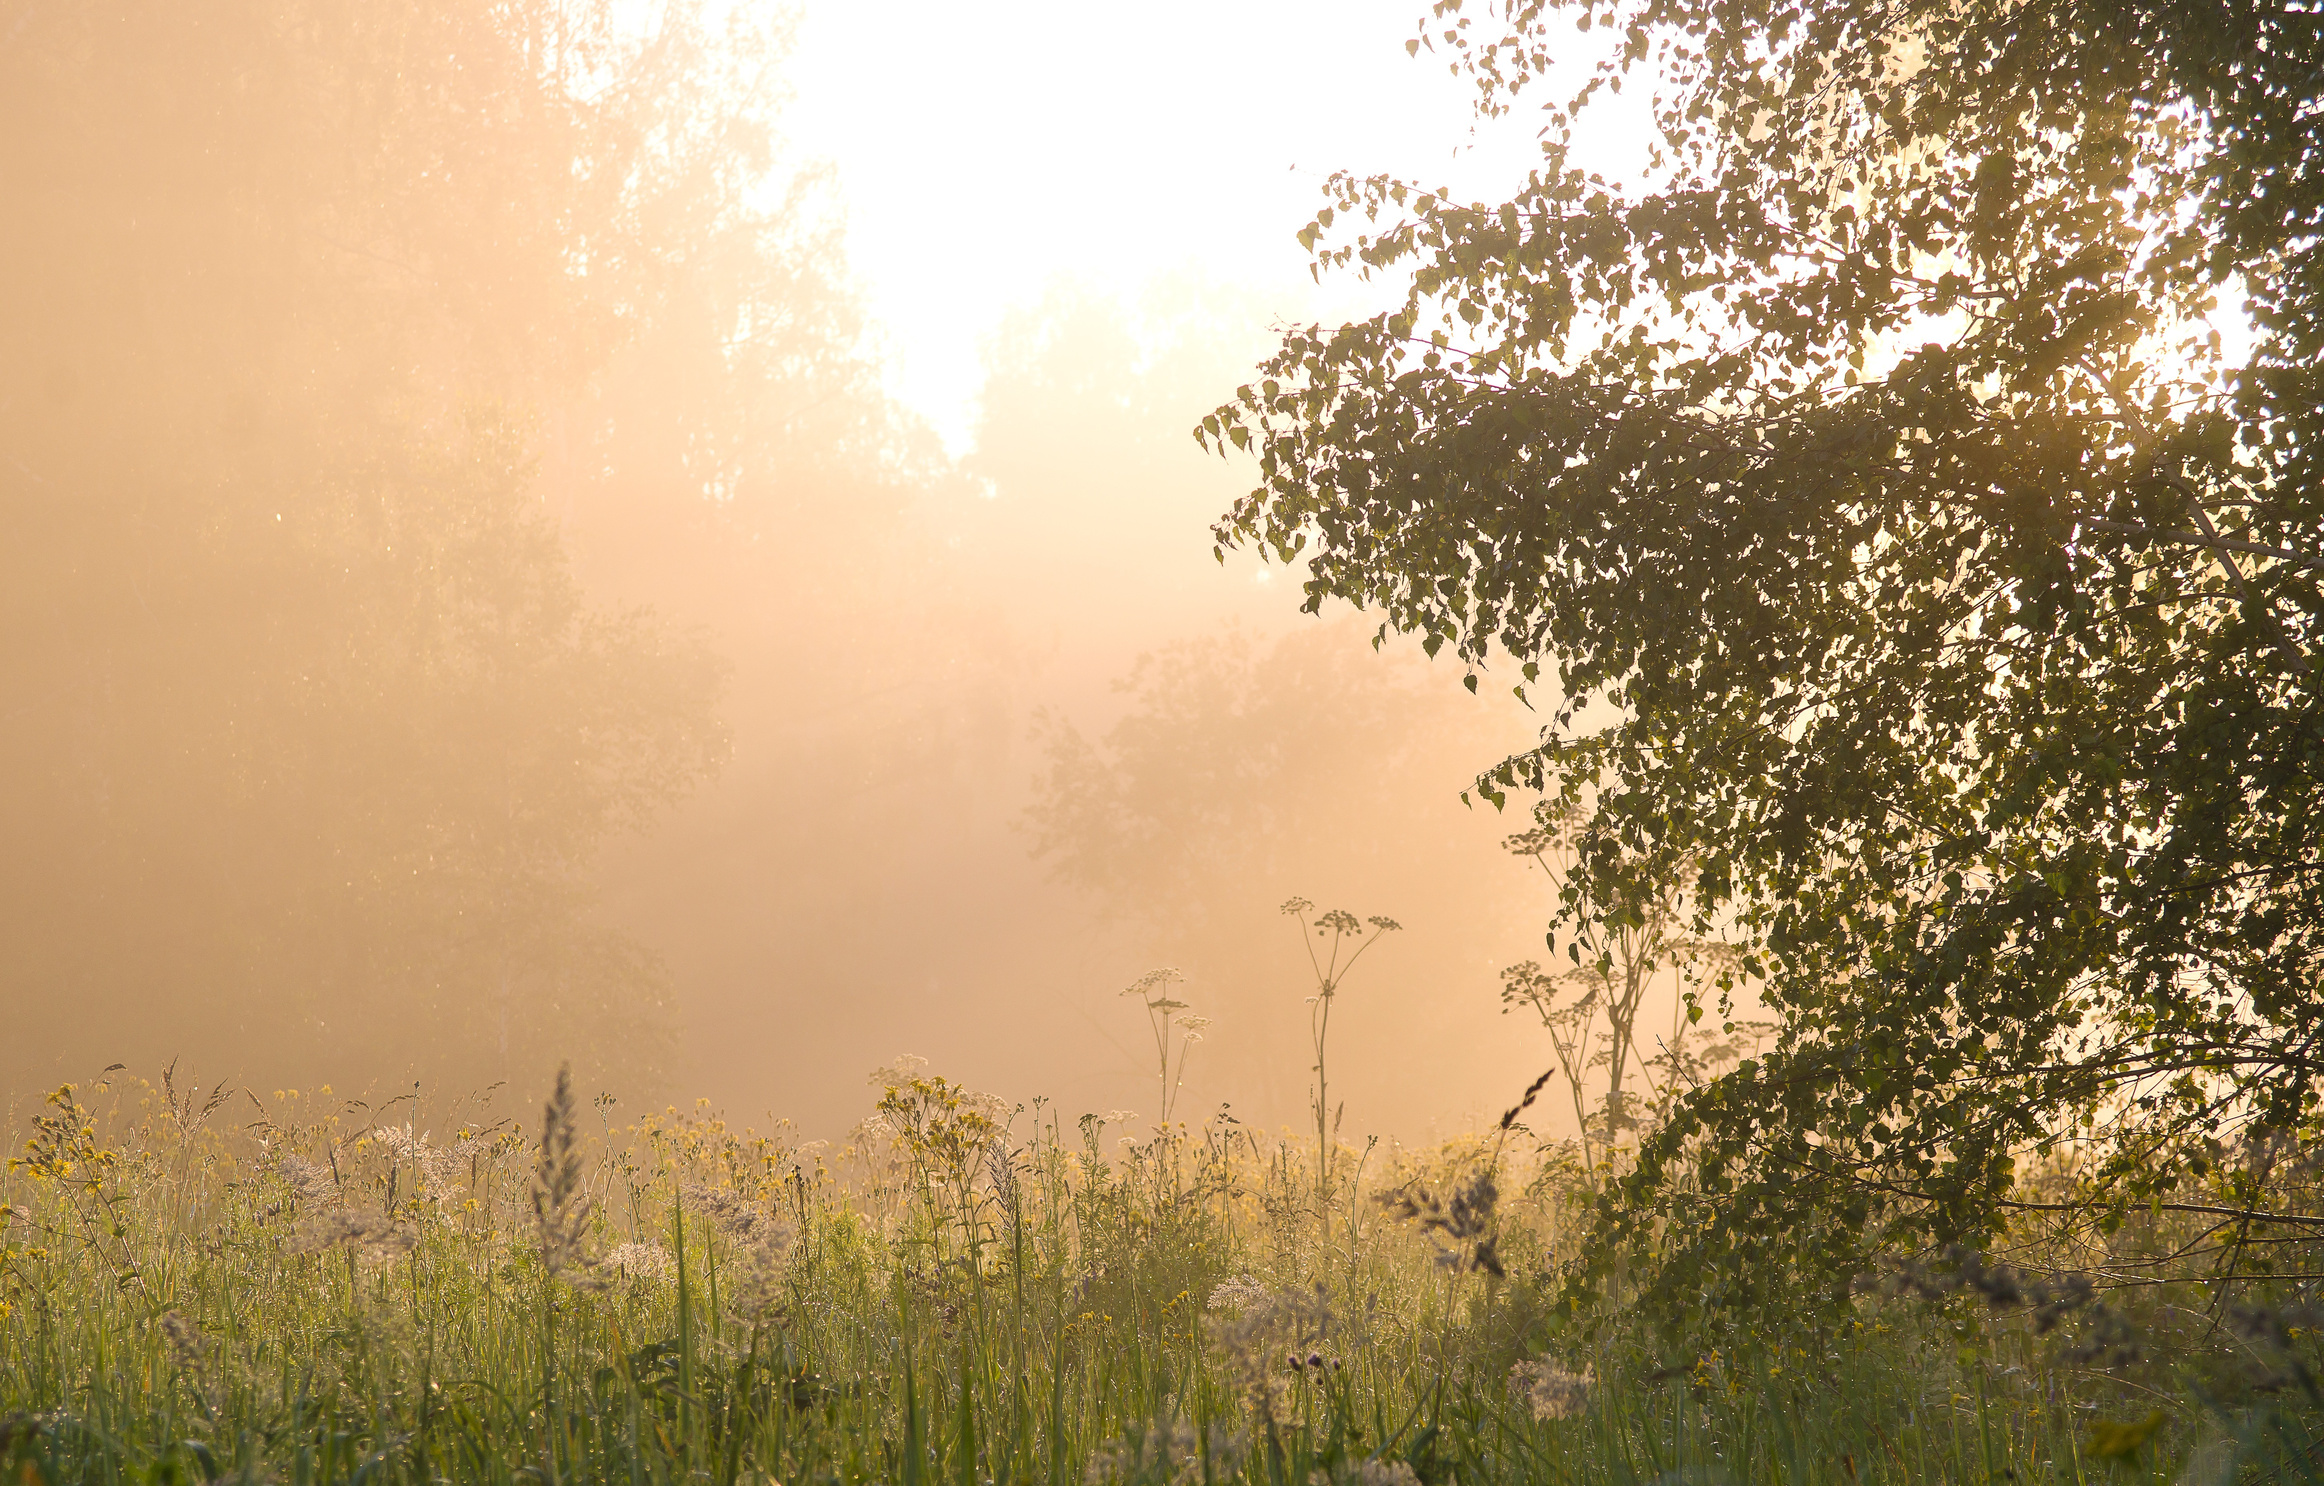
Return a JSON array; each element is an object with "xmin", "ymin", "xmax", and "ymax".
[
  {"xmin": 1508, "ymin": 1359, "xmax": 1595, "ymax": 1421},
  {"xmin": 1082, "ymin": 1419, "xmax": 1245, "ymax": 1486}
]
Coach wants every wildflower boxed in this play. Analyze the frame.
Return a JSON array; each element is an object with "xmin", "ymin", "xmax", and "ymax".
[
  {"xmin": 725, "ymin": 1227, "xmax": 796, "ymax": 1326},
  {"xmin": 877, "ymin": 1072, "xmax": 1008, "ymax": 1184},
  {"xmin": 1206, "ymin": 1274, "xmax": 1272, "ymax": 1313},
  {"xmin": 286, "ymin": 1208, "xmax": 417, "ymax": 1258},
  {"xmin": 600, "ymin": 1242, "xmax": 673, "ymax": 1283},
  {"xmin": 682, "ymin": 1183, "xmax": 775, "ymax": 1244},
  {"xmin": 272, "ymin": 1153, "xmax": 338, "ymax": 1209},
  {"xmin": 867, "ymin": 1054, "xmax": 931, "ymax": 1091},
  {"xmin": 1122, "ymin": 968, "xmax": 1188, "ymax": 1012},
  {"xmin": 1204, "ymin": 1281, "xmax": 1333, "ymax": 1424},
  {"xmin": 1174, "ymin": 1016, "xmax": 1211, "ymax": 1041},
  {"xmin": 683, "ymin": 1184, "xmax": 797, "ymax": 1326},
  {"xmin": 11, "ymin": 1087, "xmax": 117, "ymax": 1192},
  {"xmin": 374, "ymin": 1124, "xmax": 463, "ymax": 1189},
  {"xmin": 1509, "ymin": 1359, "xmax": 1595, "ymax": 1421},
  {"xmin": 1084, "ymin": 1419, "xmax": 1244, "ymax": 1486}
]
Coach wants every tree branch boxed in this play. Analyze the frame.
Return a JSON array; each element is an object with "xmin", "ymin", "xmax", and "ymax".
[{"xmin": 2079, "ymin": 518, "xmax": 2324, "ymax": 574}]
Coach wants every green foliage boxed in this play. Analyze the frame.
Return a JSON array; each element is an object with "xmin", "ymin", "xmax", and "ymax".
[
  {"xmin": 1204, "ymin": 0, "xmax": 2324, "ymax": 1310},
  {"xmin": 1, "ymin": 1068, "xmax": 2320, "ymax": 1486}
]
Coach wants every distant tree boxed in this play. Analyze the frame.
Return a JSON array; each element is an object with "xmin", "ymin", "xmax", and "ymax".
[
  {"xmin": 1027, "ymin": 622, "xmax": 1486, "ymax": 937},
  {"xmin": 0, "ymin": 0, "xmax": 818, "ymax": 1093},
  {"xmin": 1026, "ymin": 619, "xmax": 1544, "ymax": 1125},
  {"xmin": 1206, "ymin": 0, "xmax": 2324, "ymax": 1310}
]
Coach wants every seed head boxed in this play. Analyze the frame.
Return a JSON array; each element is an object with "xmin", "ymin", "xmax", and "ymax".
[
  {"xmin": 1379, "ymin": 1165, "xmax": 1503, "ymax": 1276},
  {"xmin": 531, "ymin": 1063, "xmax": 597, "ymax": 1285},
  {"xmin": 601, "ymin": 1242, "xmax": 673, "ymax": 1283},
  {"xmin": 158, "ymin": 1310, "xmax": 208, "ymax": 1372}
]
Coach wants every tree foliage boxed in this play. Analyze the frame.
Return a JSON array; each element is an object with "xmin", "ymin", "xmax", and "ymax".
[{"xmin": 1206, "ymin": 0, "xmax": 2324, "ymax": 1308}]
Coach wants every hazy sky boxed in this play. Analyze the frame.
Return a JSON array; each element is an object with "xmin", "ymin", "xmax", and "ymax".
[
  {"xmin": 0, "ymin": 0, "xmax": 1675, "ymax": 1140},
  {"xmin": 790, "ymin": 0, "xmax": 1568, "ymax": 451}
]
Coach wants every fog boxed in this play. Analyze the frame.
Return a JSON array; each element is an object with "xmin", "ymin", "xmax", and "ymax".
[{"xmin": 0, "ymin": 0, "xmax": 1601, "ymax": 1144}]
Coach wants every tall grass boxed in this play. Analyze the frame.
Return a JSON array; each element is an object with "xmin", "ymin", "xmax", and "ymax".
[{"xmin": 1, "ymin": 1065, "xmax": 2317, "ymax": 1486}]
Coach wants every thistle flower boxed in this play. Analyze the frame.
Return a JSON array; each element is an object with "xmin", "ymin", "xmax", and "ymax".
[{"xmin": 1509, "ymin": 1360, "xmax": 1595, "ymax": 1421}]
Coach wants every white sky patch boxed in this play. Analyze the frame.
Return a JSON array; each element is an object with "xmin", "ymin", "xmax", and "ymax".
[{"xmin": 790, "ymin": 0, "xmax": 1619, "ymax": 454}]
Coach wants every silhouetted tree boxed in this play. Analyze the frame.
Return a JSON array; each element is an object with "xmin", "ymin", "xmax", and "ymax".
[{"xmin": 1208, "ymin": 0, "xmax": 2324, "ymax": 1310}]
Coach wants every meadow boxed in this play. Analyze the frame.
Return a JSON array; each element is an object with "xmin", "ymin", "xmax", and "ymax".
[{"xmin": 1, "ymin": 1055, "xmax": 2319, "ymax": 1486}]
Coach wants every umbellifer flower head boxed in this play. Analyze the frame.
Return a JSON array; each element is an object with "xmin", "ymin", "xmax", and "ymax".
[{"xmin": 1509, "ymin": 1359, "xmax": 1595, "ymax": 1421}]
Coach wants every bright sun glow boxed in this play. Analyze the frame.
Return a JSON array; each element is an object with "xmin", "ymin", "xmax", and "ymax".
[{"xmin": 791, "ymin": 0, "xmax": 1583, "ymax": 452}]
